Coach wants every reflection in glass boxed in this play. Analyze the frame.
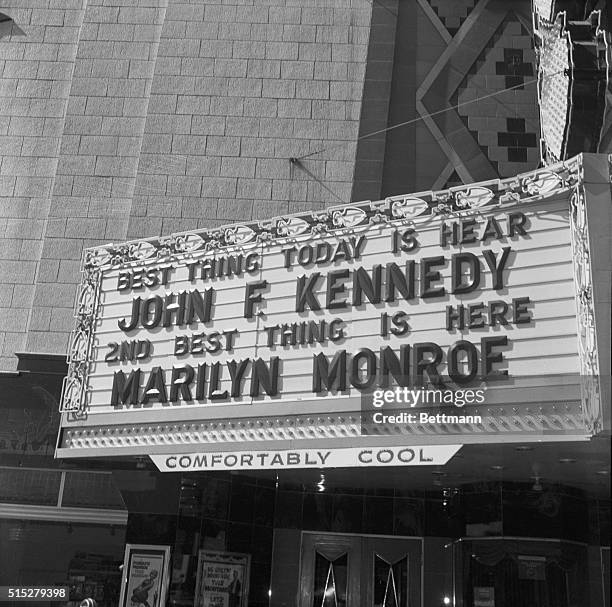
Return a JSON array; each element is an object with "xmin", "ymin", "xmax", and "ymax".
[
  {"xmin": 313, "ymin": 552, "xmax": 348, "ymax": 607},
  {"xmin": 373, "ymin": 555, "xmax": 408, "ymax": 607},
  {"xmin": 469, "ymin": 553, "xmax": 571, "ymax": 607}
]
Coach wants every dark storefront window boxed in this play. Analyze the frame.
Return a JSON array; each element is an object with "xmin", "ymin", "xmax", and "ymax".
[
  {"xmin": 62, "ymin": 471, "xmax": 126, "ymax": 510},
  {"xmin": 0, "ymin": 519, "xmax": 126, "ymax": 607},
  {"xmin": 460, "ymin": 539, "xmax": 588, "ymax": 607},
  {"xmin": 117, "ymin": 458, "xmax": 608, "ymax": 607},
  {"xmin": 0, "ymin": 468, "xmax": 62, "ymax": 506}
]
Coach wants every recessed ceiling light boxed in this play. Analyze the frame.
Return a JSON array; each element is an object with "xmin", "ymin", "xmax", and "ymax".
[
  {"xmin": 490, "ymin": 465, "xmax": 504, "ymax": 471},
  {"xmin": 595, "ymin": 470, "xmax": 609, "ymax": 476},
  {"xmin": 558, "ymin": 458, "xmax": 576, "ymax": 464}
]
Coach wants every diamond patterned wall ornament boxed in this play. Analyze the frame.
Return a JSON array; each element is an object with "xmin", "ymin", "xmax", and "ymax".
[
  {"xmin": 417, "ymin": 0, "xmax": 541, "ymax": 187},
  {"xmin": 454, "ymin": 11, "xmax": 539, "ymax": 175},
  {"xmin": 426, "ymin": 0, "xmax": 479, "ymax": 36}
]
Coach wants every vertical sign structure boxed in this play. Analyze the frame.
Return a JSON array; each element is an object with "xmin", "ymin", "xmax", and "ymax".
[
  {"xmin": 533, "ymin": 2, "xmax": 610, "ymax": 163},
  {"xmin": 57, "ymin": 156, "xmax": 604, "ymax": 460}
]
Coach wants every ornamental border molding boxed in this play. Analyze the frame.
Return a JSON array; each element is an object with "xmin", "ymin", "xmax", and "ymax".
[
  {"xmin": 80, "ymin": 158, "xmax": 581, "ymax": 273},
  {"xmin": 59, "ymin": 401, "xmax": 585, "ymax": 452},
  {"xmin": 60, "ymin": 159, "xmax": 582, "ymax": 417},
  {"xmin": 568, "ymin": 156, "xmax": 602, "ymax": 433}
]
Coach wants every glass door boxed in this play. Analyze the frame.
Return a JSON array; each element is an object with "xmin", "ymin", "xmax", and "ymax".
[
  {"xmin": 362, "ymin": 536, "xmax": 421, "ymax": 607},
  {"xmin": 299, "ymin": 533, "xmax": 361, "ymax": 607},
  {"xmin": 299, "ymin": 533, "xmax": 421, "ymax": 607}
]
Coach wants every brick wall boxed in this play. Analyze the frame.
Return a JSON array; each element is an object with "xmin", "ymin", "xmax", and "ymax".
[
  {"xmin": 0, "ymin": 2, "xmax": 85, "ymax": 370},
  {"xmin": 25, "ymin": 0, "xmax": 169, "ymax": 357},
  {"xmin": 126, "ymin": 0, "xmax": 370, "ymax": 242}
]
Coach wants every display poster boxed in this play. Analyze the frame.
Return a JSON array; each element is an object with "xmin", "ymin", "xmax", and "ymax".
[
  {"xmin": 473, "ymin": 586, "xmax": 495, "ymax": 607},
  {"xmin": 119, "ymin": 544, "xmax": 171, "ymax": 607},
  {"xmin": 194, "ymin": 550, "xmax": 250, "ymax": 607},
  {"xmin": 517, "ymin": 555, "xmax": 547, "ymax": 580}
]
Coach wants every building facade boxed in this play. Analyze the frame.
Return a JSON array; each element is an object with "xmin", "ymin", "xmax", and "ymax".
[
  {"xmin": 0, "ymin": 0, "xmax": 557, "ymax": 371},
  {"xmin": 0, "ymin": 0, "xmax": 610, "ymax": 606}
]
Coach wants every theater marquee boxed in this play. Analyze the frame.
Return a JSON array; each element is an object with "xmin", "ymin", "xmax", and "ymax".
[{"xmin": 56, "ymin": 155, "xmax": 607, "ymax": 464}]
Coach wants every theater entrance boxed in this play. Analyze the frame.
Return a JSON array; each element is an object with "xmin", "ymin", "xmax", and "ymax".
[{"xmin": 298, "ymin": 532, "xmax": 422, "ymax": 607}]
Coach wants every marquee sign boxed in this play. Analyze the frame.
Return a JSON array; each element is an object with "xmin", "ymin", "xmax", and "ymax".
[{"xmin": 56, "ymin": 155, "xmax": 604, "ymax": 461}]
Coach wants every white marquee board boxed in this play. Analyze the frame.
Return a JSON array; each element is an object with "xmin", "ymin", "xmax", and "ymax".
[{"xmin": 56, "ymin": 157, "xmax": 603, "ymax": 461}]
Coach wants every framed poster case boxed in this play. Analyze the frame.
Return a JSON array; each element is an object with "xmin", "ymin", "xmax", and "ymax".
[
  {"xmin": 194, "ymin": 550, "xmax": 251, "ymax": 607},
  {"xmin": 118, "ymin": 544, "xmax": 171, "ymax": 607}
]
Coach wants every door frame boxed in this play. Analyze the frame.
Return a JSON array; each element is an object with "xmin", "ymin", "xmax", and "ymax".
[
  {"xmin": 298, "ymin": 531, "xmax": 424, "ymax": 607},
  {"xmin": 601, "ymin": 546, "xmax": 610, "ymax": 607}
]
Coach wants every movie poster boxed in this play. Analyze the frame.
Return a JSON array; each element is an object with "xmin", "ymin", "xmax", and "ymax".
[
  {"xmin": 119, "ymin": 545, "xmax": 171, "ymax": 607},
  {"xmin": 194, "ymin": 551, "xmax": 250, "ymax": 607},
  {"xmin": 473, "ymin": 586, "xmax": 495, "ymax": 607}
]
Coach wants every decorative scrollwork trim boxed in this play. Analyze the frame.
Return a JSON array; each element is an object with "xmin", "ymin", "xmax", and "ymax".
[
  {"xmin": 568, "ymin": 157, "xmax": 602, "ymax": 433},
  {"xmin": 81, "ymin": 159, "xmax": 581, "ymax": 272}
]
